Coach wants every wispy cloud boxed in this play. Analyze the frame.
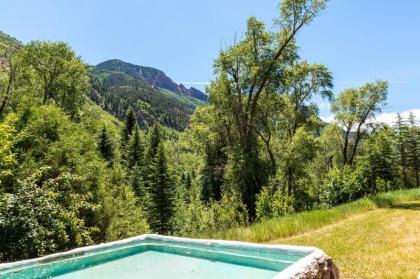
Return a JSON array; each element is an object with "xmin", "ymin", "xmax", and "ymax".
[
  {"xmin": 176, "ymin": 81, "xmax": 211, "ymax": 86},
  {"xmin": 335, "ymin": 80, "xmax": 406, "ymax": 87}
]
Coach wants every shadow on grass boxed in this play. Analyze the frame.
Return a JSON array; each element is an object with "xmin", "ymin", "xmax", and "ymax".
[{"xmin": 388, "ymin": 201, "xmax": 420, "ymax": 210}]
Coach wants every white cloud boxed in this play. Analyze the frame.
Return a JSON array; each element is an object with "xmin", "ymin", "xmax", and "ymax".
[
  {"xmin": 375, "ymin": 109, "xmax": 420, "ymax": 126},
  {"xmin": 321, "ymin": 109, "xmax": 420, "ymax": 126},
  {"xmin": 320, "ymin": 115, "xmax": 335, "ymax": 123}
]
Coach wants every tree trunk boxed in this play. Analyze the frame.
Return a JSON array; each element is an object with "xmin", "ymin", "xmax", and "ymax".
[{"xmin": 342, "ymin": 127, "xmax": 351, "ymax": 165}]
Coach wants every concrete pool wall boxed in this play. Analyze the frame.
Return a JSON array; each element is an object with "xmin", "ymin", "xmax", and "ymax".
[{"xmin": 0, "ymin": 234, "xmax": 339, "ymax": 279}]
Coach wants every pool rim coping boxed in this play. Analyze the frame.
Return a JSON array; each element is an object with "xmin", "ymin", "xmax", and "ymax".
[{"xmin": 0, "ymin": 234, "xmax": 326, "ymax": 279}]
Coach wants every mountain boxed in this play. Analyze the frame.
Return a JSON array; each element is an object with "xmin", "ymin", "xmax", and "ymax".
[
  {"xmin": 0, "ymin": 31, "xmax": 22, "ymax": 51},
  {"xmin": 89, "ymin": 65, "xmax": 202, "ymax": 131},
  {"xmin": 96, "ymin": 59, "xmax": 208, "ymax": 102},
  {"xmin": 0, "ymin": 31, "xmax": 22, "ymax": 69}
]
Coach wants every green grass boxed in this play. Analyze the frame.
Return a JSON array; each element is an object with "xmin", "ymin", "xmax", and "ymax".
[
  {"xmin": 194, "ymin": 189, "xmax": 420, "ymax": 278},
  {"xmin": 195, "ymin": 189, "xmax": 420, "ymax": 243},
  {"xmin": 280, "ymin": 201, "xmax": 420, "ymax": 278}
]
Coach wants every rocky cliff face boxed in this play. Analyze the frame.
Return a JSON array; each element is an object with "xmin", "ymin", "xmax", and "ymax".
[{"xmin": 96, "ymin": 59, "xmax": 208, "ymax": 102}]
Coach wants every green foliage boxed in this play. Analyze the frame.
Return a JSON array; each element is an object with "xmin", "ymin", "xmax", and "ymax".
[
  {"xmin": 121, "ymin": 107, "xmax": 136, "ymax": 147},
  {"xmin": 0, "ymin": 168, "xmax": 98, "ymax": 261},
  {"xmin": 332, "ymin": 80, "xmax": 388, "ymax": 166},
  {"xmin": 0, "ymin": 114, "xmax": 16, "ymax": 187},
  {"xmin": 256, "ymin": 182, "xmax": 294, "ymax": 221},
  {"xmin": 89, "ymin": 67, "xmax": 196, "ymax": 131},
  {"xmin": 98, "ymin": 126, "xmax": 115, "ymax": 165},
  {"xmin": 173, "ymin": 183, "xmax": 248, "ymax": 236},
  {"xmin": 145, "ymin": 142, "xmax": 176, "ymax": 234},
  {"xmin": 103, "ymin": 185, "xmax": 149, "ymax": 241},
  {"xmin": 406, "ymin": 113, "xmax": 420, "ymax": 186},
  {"xmin": 126, "ymin": 126, "xmax": 144, "ymax": 169},
  {"xmin": 361, "ymin": 125, "xmax": 401, "ymax": 192},
  {"xmin": 319, "ymin": 166, "xmax": 365, "ymax": 207},
  {"xmin": 205, "ymin": 0, "xmax": 329, "ymax": 217},
  {"xmin": 17, "ymin": 41, "xmax": 89, "ymax": 118}
]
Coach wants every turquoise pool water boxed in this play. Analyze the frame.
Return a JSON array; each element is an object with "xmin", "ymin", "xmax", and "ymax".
[
  {"xmin": 55, "ymin": 250, "xmax": 277, "ymax": 279},
  {"xmin": 0, "ymin": 236, "xmax": 311, "ymax": 279}
]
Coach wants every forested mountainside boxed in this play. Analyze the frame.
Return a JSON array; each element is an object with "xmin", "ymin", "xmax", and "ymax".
[
  {"xmin": 89, "ymin": 65, "xmax": 200, "ymax": 131},
  {"xmin": 96, "ymin": 59, "xmax": 208, "ymax": 102}
]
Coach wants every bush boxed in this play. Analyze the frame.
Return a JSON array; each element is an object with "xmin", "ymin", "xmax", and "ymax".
[
  {"xmin": 256, "ymin": 182, "xmax": 294, "ymax": 221},
  {"xmin": 319, "ymin": 165, "xmax": 365, "ymax": 207},
  {"xmin": 0, "ymin": 169, "xmax": 97, "ymax": 261},
  {"xmin": 173, "ymin": 183, "xmax": 248, "ymax": 236}
]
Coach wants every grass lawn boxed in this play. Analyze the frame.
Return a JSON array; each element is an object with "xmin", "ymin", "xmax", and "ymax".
[
  {"xmin": 196, "ymin": 189, "xmax": 420, "ymax": 278},
  {"xmin": 277, "ymin": 204, "xmax": 420, "ymax": 278}
]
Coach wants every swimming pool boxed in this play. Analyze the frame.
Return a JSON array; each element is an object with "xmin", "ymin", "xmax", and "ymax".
[{"xmin": 0, "ymin": 234, "xmax": 338, "ymax": 278}]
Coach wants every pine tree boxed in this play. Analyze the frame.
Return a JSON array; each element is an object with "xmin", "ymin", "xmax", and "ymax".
[
  {"xmin": 146, "ymin": 143, "xmax": 175, "ymax": 234},
  {"xmin": 121, "ymin": 107, "xmax": 137, "ymax": 148},
  {"xmin": 394, "ymin": 113, "xmax": 410, "ymax": 187},
  {"xmin": 127, "ymin": 126, "xmax": 144, "ymax": 170},
  {"xmin": 200, "ymin": 142, "xmax": 226, "ymax": 202},
  {"xmin": 98, "ymin": 126, "xmax": 114, "ymax": 165},
  {"xmin": 407, "ymin": 112, "xmax": 420, "ymax": 187},
  {"xmin": 186, "ymin": 172, "xmax": 192, "ymax": 191},
  {"xmin": 147, "ymin": 124, "xmax": 162, "ymax": 160}
]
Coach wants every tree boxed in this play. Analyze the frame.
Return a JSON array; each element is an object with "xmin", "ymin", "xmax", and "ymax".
[
  {"xmin": 201, "ymin": 139, "xmax": 227, "ymax": 202},
  {"xmin": 17, "ymin": 41, "xmax": 89, "ymax": 119},
  {"xmin": 0, "ymin": 114, "xmax": 16, "ymax": 192},
  {"xmin": 147, "ymin": 123, "xmax": 162, "ymax": 159},
  {"xmin": 394, "ymin": 113, "xmax": 410, "ymax": 187},
  {"xmin": 121, "ymin": 107, "xmax": 137, "ymax": 148},
  {"xmin": 131, "ymin": 164, "xmax": 145, "ymax": 201},
  {"xmin": 407, "ymin": 112, "xmax": 420, "ymax": 186},
  {"xmin": 98, "ymin": 125, "xmax": 114, "ymax": 165},
  {"xmin": 0, "ymin": 48, "xmax": 19, "ymax": 118},
  {"xmin": 206, "ymin": 0, "xmax": 328, "ymax": 217},
  {"xmin": 362, "ymin": 124, "xmax": 400, "ymax": 193},
  {"xmin": 127, "ymin": 126, "xmax": 144, "ymax": 170},
  {"xmin": 332, "ymin": 80, "xmax": 388, "ymax": 166},
  {"xmin": 146, "ymin": 143, "xmax": 175, "ymax": 234},
  {"xmin": 276, "ymin": 62, "xmax": 333, "ymax": 197}
]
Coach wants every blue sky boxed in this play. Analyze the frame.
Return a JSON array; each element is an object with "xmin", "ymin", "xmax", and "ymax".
[{"xmin": 1, "ymin": 0, "xmax": 419, "ymax": 120}]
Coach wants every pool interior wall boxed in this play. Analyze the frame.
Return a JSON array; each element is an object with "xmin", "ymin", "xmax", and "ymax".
[{"xmin": 0, "ymin": 235, "xmax": 317, "ymax": 279}]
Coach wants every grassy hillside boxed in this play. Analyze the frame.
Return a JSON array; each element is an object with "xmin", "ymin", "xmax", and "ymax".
[{"xmin": 193, "ymin": 189, "xmax": 420, "ymax": 278}]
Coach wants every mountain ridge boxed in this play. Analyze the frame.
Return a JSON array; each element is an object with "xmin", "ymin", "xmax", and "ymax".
[{"xmin": 96, "ymin": 59, "xmax": 208, "ymax": 102}]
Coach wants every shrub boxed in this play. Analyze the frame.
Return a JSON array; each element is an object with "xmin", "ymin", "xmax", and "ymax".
[
  {"xmin": 319, "ymin": 165, "xmax": 365, "ymax": 207},
  {"xmin": 256, "ymin": 183, "xmax": 294, "ymax": 221}
]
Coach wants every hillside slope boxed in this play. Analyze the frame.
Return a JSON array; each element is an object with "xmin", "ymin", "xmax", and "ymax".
[
  {"xmin": 0, "ymin": 31, "xmax": 22, "ymax": 52},
  {"xmin": 96, "ymin": 59, "xmax": 208, "ymax": 101},
  {"xmin": 89, "ymin": 66, "xmax": 200, "ymax": 130}
]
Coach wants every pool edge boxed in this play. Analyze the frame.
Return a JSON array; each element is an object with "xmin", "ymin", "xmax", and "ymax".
[{"xmin": 0, "ymin": 234, "xmax": 339, "ymax": 279}]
